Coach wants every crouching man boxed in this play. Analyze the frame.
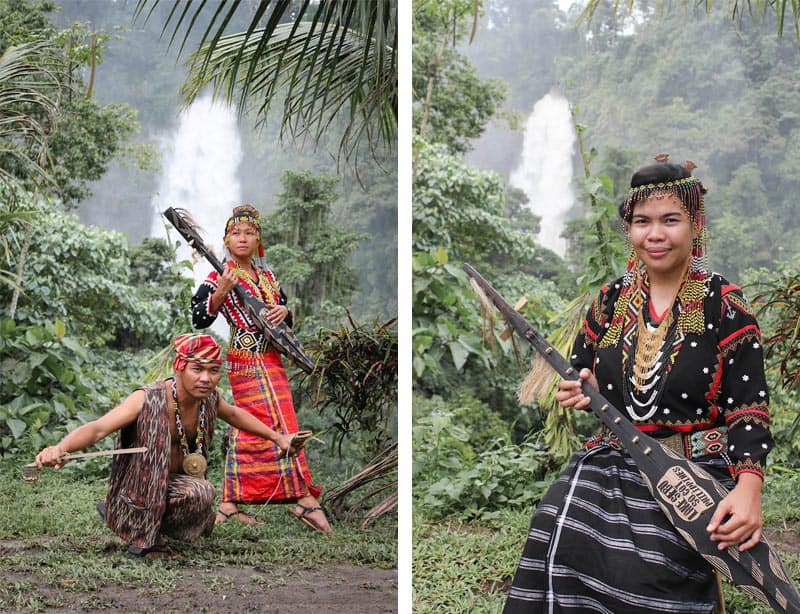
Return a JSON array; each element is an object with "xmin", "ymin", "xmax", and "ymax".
[{"xmin": 35, "ymin": 333, "xmax": 299, "ymax": 558}]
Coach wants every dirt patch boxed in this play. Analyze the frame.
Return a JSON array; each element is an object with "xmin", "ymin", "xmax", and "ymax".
[
  {"xmin": 764, "ymin": 525, "xmax": 800, "ymax": 557},
  {"xmin": 1, "ymin": 539, "xmax": 397, "ymax": 613},
  {"xmin": 4, "ymin": 562, "xmax": 396, "ymax": 613}
]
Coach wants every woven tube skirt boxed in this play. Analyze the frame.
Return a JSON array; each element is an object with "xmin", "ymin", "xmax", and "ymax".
[{"xmin": 504, "ymin": 445, "xmax": 733, "ymax": 613}]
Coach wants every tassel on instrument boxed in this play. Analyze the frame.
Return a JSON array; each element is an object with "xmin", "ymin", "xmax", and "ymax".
[
  {"xmin": 518, "ymin": 352, "xmax": 556, "ymax": 405},
  {"xmin": 169, "ymin": 208, "xmax": 207, "ymax": 265},
  {"xmin": 469, "ymin": 277, "xmax": 496, "ymax": 349},
  {"xmin": 171, "ymin": 207, "xmax": 204, "ymax": 237}
]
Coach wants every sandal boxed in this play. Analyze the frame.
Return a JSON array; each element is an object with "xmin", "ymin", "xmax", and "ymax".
[
  {"xmin": 290, "ymin": 503, "xmax": 333, "ymax": 535},
  {"xmin": 215, "ymin": 509, "xmax": 264, "ymax": 526}
]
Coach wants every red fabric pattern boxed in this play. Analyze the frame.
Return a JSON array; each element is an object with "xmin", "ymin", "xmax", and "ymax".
[{"xmin": 222, "ymin": 349, "xmax": 320, "ymax": 503}]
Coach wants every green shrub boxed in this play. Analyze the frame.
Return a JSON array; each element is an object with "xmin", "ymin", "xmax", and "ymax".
[
  {"xmin": 413, "ymin": 391, "xmax": 561, "ymax": 520},
  {"xmin": 0, "ymin": 318, "xmax": 108, "ymax": 456},
  {"xmin": 414, "ymin": 392, "xmax": 511, "ymax": 453},
  {"xmin": 419, "ymin": 434, "xmax": 559, "ymax": 520},
  {"xmin": 413, "ymin": 404, "xmax": 475, "ymax": 483}
]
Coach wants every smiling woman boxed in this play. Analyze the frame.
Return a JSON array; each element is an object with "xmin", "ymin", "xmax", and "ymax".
[
  {"xmin": 505, "ymin": 156, "xmax": 774, "ymax": 613},
  {"xmin": 628, "ymin": 194, "xmax": 696, "ymax": 299}
]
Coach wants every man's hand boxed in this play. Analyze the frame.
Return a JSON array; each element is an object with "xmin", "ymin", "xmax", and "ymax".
[
  {"xmin": 276, "ymin": 433, "xmax": 298, "ymax": 457},
  {"xmin": 35, "ymin": 444, "xmax": 68, "ymax": 469}
]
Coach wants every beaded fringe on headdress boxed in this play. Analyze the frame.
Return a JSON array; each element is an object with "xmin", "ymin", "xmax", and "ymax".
[{"xmin": 600, "ymin": 156, "xmax": 710, "ymax": 349}]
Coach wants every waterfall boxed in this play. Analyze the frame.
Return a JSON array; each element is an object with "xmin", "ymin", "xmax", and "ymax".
[
  {"xmin": 150, "ymin": 94, "xmax": 243, "ymax": 337},
  {"xmin": 509, "ymin": 91, "xmax": 576, "ymax": 257}
]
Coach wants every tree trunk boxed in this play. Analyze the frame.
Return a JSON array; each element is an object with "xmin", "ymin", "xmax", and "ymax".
[{"xmin": 8, "ymin": 220, "xmax": 33, "ymax": 320}]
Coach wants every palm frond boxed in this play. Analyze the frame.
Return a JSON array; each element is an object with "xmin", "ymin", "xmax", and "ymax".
[
  {"xmin": 0, "ymin": 41, "xmax": 64, "ymax": 187},
  {"xmin": 0, "ymin": 42, "xmax": 61, "ymax": 138},
  {"xmin": 134, "ymin": 1, "xmax": 397, "ymax": 163}
]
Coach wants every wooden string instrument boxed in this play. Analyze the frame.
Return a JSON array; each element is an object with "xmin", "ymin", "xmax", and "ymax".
[
  {"xmin": 163, "ymin": 207, "xmax": 314, "ymax": 374},
  {"xmin": 464, "ymin": 263, "xmax": 800, "ymax": 614}
]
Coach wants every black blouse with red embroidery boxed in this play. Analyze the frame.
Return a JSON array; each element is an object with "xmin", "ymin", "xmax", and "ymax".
[
  {"xmin": 573, "ymin": 272, "xmax": 773, "ymax": 480},
  {"xmin": 191, "ymin": 262, "xmax": 290, "ymax": 352}
]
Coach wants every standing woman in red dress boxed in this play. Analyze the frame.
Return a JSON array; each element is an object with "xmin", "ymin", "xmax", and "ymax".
[{"xmin": 191, "ymin": 204, "xmax": 332, "ymax": 534}]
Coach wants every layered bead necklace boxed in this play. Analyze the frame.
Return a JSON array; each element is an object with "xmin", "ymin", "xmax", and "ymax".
[
  {"xmin": 171, "ymin": 378, "xmax": 208, "ymax": 477},
  {"xmin": 233, "ymin": 261, "xmax": 280, "ymax": 305},
  {"xmin": 621, "ymin": 274, "xmax": 683, "ymax": 422}
]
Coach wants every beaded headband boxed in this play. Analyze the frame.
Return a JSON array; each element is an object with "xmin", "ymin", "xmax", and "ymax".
[
  {"xmin": 224, "ymin": 204, "xmax": 261, "ymax": 235},
  {"xmin": 622, "ymin": 176, "xmax": 704, "ymax": 223}
]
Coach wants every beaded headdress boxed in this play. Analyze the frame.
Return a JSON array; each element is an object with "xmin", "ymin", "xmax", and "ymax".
[
  {"xmin": 224, "ymin": 204, "xmax": 265, "ymax": 258},
  {"xmin": 600, "ymin": 154, "xmax": 710, "ymax": 349},
  {"xmin": 173, "ymin": 333, "xmax": 222, "ymax": 371}
]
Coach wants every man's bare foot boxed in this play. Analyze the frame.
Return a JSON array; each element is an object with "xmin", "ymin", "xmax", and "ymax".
[{"xmin": 128, "ymin": 542, "xmax": 179, "ymax": 560}]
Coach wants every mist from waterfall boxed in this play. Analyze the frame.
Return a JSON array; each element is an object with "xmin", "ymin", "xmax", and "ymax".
[
  {"xmin": 150, "ymin": 94, "xmax": 243, "ymax": 337},
  {"xmin": 509, "ymin": 91, "xmax": 576, "ymax": 257}
]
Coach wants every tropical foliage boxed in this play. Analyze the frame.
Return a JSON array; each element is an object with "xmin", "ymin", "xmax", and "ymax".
[
  {"xmin": 413, "ymin": 1, "xmax": 800, "ymax": 609},
  {"xmin": 261, "ymin": 169, "xmax": 367, "ymax": 325},
  {"xmin": 0, "ymin": 40, "xmax": 61, "ymax": 187},
  {"xmin": 752, "ymin": 263, "xmax": 800, "ymax": 395},
  {"xmin": 133, "ymin": 0, "xmax": 397, "ymax": 163},
  {"xmin": 0, "ymin": 317, "xmax": 110, "ymax": 456},
  {"xmin": 300, "ymin": 313, "xmax": 398, "ymax": 458},
  {"xmin": 578, "ymin": 0, "xmax": 800, "ymax": 45},
  {"xmin": 0, "ymin": 9, "xmax": 150, "ymax": 206}
]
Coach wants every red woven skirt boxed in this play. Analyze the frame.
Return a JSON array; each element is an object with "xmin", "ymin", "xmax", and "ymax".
[{"xmin": 221, "ymin": 348, "xmax": 321, "ymax": 504}]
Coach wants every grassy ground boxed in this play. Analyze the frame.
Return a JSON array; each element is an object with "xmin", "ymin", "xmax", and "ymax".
[
  {"xmin": 413, "ymin": 469, "xmax": 800, "ymax": 613},
  {"xmin": 0, "ymin": 459, "xmax": 397, "ymax": 612}
]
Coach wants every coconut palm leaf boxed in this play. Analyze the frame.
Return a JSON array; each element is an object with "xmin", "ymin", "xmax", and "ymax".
[
  {"xmin": 0, "ymin": 41, "xmax": 63, "ymax": 185},
  {"xmin": 133, "ymin": 1, "xmax": 397, "ymax": 162},
  {"xmin": 0, "ymin": 186, "xmax": 36, "ymax": 292},
  {"xmin": 0, "ymin": 41, "xmax": 64, "ymax": 299}
]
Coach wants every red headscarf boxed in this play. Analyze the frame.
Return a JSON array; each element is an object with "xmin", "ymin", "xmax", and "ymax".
[{"xmin": 173, "ymin": 333, "xmax": 222, "ymax": 371}]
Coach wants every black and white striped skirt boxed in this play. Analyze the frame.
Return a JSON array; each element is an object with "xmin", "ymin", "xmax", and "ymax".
[{"xmin": 504, "ymin": 445, "xmax": 734, "ymax": 613}]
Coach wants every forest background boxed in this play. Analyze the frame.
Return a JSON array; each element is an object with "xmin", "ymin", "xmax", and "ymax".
[
  {"xmin": 412, "ymin": 0, "xmax": 800, "ymax": 611},
  {"xmin": 0, "ymin": 1, "xmax": 398, "ymax": 611}
]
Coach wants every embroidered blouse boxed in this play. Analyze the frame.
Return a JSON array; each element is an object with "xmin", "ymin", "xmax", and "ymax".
[
  {"xmin": 191, "ymin": 261, "xmax": 290, "ymax": 353},
  {"xmin": 572, "ymin": 272, "xmax": 772, "ymax": 480}
]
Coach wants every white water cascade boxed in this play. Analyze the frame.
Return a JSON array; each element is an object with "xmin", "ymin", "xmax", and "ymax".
[
  {"xmin": 149, "ymin": 94, "xmax": 243, "ymax": 337},
  {"xmin": 509, "ymin": 91, "xmax": 576, "ymax": 257}
]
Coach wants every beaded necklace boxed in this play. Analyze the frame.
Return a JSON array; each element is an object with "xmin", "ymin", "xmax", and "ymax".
[
  {"xmin": 170, "ymin": 377, "xmax": 208, "ymax": 477},
  {"xmin": 232, "ymin": 261, "xmax": 280, "ymax": 305}
]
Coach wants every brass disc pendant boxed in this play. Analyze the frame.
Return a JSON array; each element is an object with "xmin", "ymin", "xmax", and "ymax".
[{"xmin": 183, "ymin": 452, "xmax": 207, "ymax": 477}]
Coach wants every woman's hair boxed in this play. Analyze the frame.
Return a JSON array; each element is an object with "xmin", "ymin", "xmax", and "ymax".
[{"xmin": 618, "ymin": 157, "xmax": 706, "ymax": 223}]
